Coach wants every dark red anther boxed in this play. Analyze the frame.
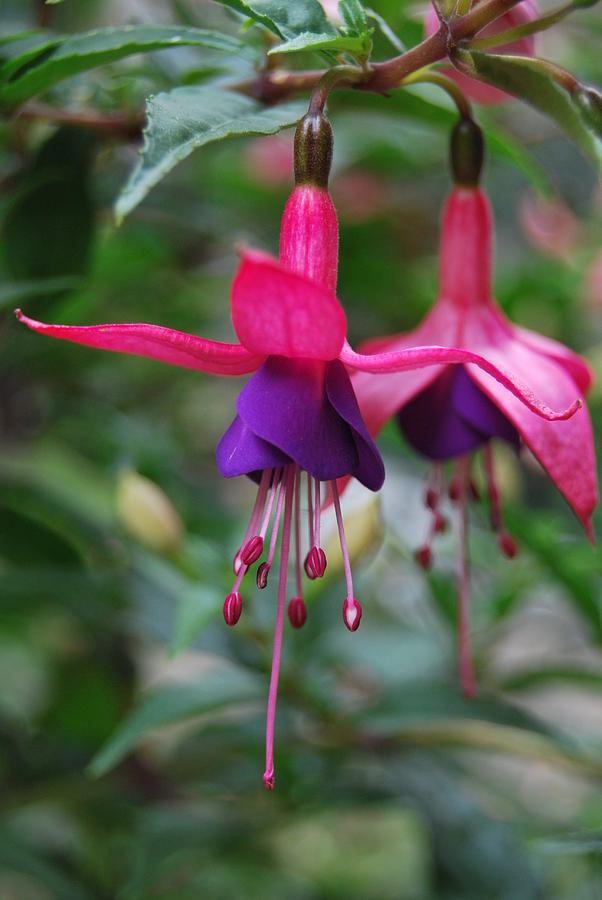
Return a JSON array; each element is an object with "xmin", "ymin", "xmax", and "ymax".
[
  {"xmin": 425, "ymin": 487, "xmax": 438, "ymax": 511},
  {"xmin": 415, "ymin": 546, "xmax": 432, "ymax": 570},
  {"xmin": 256, "ymin": 561, "xmax": 270, "ymax": 589},
  {"xmin": 469, "ymin": 479, "xmax": 480, "ymax": 502},
  {"xmin": 241, "ymin": 535, "xmax": 263, "ymax": 566},
  {"xmin": 304, "ymin": 545, "xmax": 327, "ymax": 579},
  {"xmin": 223, "ymin": 591, "xmax": 242, "ymax": 626},
  {"xmin": 448, "ymin": 479, "xmax": 460, "ymax": 502},
  {"xmin": 343, "ymin": 597, "xmax": 362, "ymax": 632},
  {"xmin": 434, "ymin": 513, "xmax": 448, "ymax": 534},
  {"xmin": 288, "ymin": 597, "xmax": 307, "ymax": 629},
  {"xmin": 498, "ymin": 532, "xmax": 518, "ymax": 559}
]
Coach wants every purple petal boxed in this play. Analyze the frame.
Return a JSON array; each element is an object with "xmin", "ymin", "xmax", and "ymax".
[
  {"xmin": 235, "ymin": 356, "xmax": 359, "ymax": 481},
  {"xmin": 398, "ymin": 365, "xmax": 519, "ymax": 460},
  {"xmin": 217, "ymin": 414, "xmax": 289, "ymax": 478},
  {"xmin": 325, "ymin": 360, "xmax": 385, "ymax": 491}
]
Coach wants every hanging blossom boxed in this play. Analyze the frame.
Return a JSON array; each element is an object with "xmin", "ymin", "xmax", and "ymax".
[
  {"xmin": 351, "ymin": 119, "xmax": 597, "ymax": 697},
  {"xmin": 424, "ymin": 0, "xmax": 539, "ymax": 105},
  {"xmin": 16, "ymin": 113, "xmax": 581, "ymax": 787}
]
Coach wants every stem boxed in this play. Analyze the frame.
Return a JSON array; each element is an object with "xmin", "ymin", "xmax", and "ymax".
[
  {"xmin": 15, "ymin": 102, "xmax": 144, "ymax": 138},
  {"xmin": 401, "ymin": 69, "xmax": 472, "ymax": 119},
  {"xmin": 308, "ymin": 65, "xmax": 366, "ymax": 115}
]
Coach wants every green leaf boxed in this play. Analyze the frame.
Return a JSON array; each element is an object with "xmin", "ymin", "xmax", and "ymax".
[
  {"xmin": 115, "ymin": 86, "xmax": 305, "ymax": 222},
  {"xmin": 88, "ymin": 668, "xmax": 262, "ymax": 776},
  {"xmin": 0, "ymin": 26, "xmax": 250, "ymax": 108},
  {"xmin": 0, "ymin": 276, "xmax": 81, "ymax": 309},
  {"xmin": 214, "ymin": 0, "xmax": 335, "ymax": 39},
  {"xmin": 170, "ymin": 584, "xmax": 221, "ymax": 656},
  {"xmin": 457, "ymin": 50, "xmax": 602, "ymax": 173},
  {"xmin": 339, "ymin": 0, "xmax": 368, "ymax": 35},
  {"xmin": 269, "ymin": 30, "xmax": 371, "ymax": 56}
]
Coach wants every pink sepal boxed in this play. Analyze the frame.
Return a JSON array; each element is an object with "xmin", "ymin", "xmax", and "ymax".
[
  {"xmin": 341, "ymin": 340, "xmax": 581, "ymax": 423},
  {"xmin": 15, "ymin": 310, "xmax": 262, "ymax": 376},
  {"xmin": 231, "ymin": 249, "xmax": 347, "ymax": 360}
]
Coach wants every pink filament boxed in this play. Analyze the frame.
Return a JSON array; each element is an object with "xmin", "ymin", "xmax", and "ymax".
[
  {"xmin": 294, "ymin": 467, "xmax": 303, "ymax": 598},
  {"xmin": 483, "ymin": 443, "xmax": 502, "ymax": 531},
  {"xmin": 455, "ymin": 456, "xmax": 476, "ymax": 699},
  {"xmin": 263, "ymin": 466, "xmax": 294, "ymax": 791},
  {"xmin": 307, "ymin": 473, "xmax": 315, "ymax": 549},
  {"xmin": 235, "ymin": 468, "xmax": 272, "ymax": 572},
  {"xmin": 314, "ymin": 479, "xmax": 322, "ymax": 549},
  {"xmin": 259, "ymin": 467, "xmax": 282, "ymax": 540},
  {"xmin": 265, "ymin": 476, "xmax": 286, "ymax": 571},
  {"xmin": 331, "ymin": 479, "xmax": 354, "ymax": 602}
]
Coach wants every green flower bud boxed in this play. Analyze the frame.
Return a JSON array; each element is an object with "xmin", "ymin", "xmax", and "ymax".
[
  {"xmin": 294, "ymin": 112, "xmax": 334, "ymax": 189},
  {"xmin": 450, "ymin": 117, "xmax": 485, "ymax": 187}
]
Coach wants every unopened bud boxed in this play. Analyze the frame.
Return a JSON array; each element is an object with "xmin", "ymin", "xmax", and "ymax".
[
  {"xmin": 343, "ymin": 597, "xmax": 362, "ymax": 632},
  {"xmin": 288, "ymin": 597, "xmax": 307, "ymax": 629},
  {"xmin": 256, "ymin": 561, "xmax": 270, "ymax": 589},
  {"xmin": 116, "ymin": 470, "xmax": 183, "ymax": 554},
  {"xmin": 304, "ymin": 545, "xmax": 327, "ymax": 579},
  {"xmin": 223, "ymin": 591, "xmax": 242, "ymax": 626},
  {"xmin": 573, "ymin": 85, "xmax": 602, "ymax": 138},
  {"xmin": 415, "ymin": 546, "xmax": 432, "ymax": 570},
  {"xmin": 498, "ymin": 532, "xmax": 518, "ymax": 559},
  {"xmin": 241, "ymin": 535, "xmax": 263, "ymax": 566},
  {"xmin": 450, "ymin": 117, "xmax": 484, "ymax": 187}
]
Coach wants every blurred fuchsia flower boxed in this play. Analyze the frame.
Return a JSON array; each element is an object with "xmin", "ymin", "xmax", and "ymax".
[
  {"xmin": 245, "ymin": 134, "xmax": 293, "ymax": 187},
  {"xmin": 351, "ymin": 120, "xmax": 597, "ymax": 697},
  {"xmin": 424, "ymin": 0, "xmax": 539, "ymax": 105},
  {"xmin": 519, "ymin": 194, "xmax": 580, "ymax": 261},
  {"xmin": 17, "ymin": 114, "xmax": 583, "ymax": 786}
]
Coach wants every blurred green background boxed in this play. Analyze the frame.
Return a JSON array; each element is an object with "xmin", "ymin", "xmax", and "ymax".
[{"xmin": 1, "ymin": 1, "xmax": 602, "ymax": 897}]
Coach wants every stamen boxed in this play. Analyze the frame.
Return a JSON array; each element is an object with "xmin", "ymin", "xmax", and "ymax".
[
  {"xmin": 264, "ymin": 466, "xmax": 295, "ymax": 792},
  {"xmin": 483, "ymin": 444, "xmax": 519, "ymax": 560},
  {"xmin": 241, "ymin": 534, "xmax": 263, "ymax": 566},
  {"xmin": 223, "ymin": 591, "xmax": 242, "ymax": 626},
  {"xmin": 304, "ymin": 476, "xmax": 327, "ymax": 579},
  {"xmin": 288, "ymin": 597, "xmax": 307, "ymax": 629},
  {"xmin": 416, "ymin": 468, "xmax": 446, "ymax": 569},
  {"xmin": 234, "ymin": 468, "xmax": 271, "ymax": 574},
  {"xmin": 456, "ymin": 456, "xmax": 476, "ymax": 699},
  {"xmin": 259, "ymin": 468, "xmax": 282, "ymax": 540},
  {"xmin": 257, "ymin": 475, "xmax": 286, "ymax": 590},
  {"xmin": 294, "ymin": 467, "xmax": 303, "ymax": 599},
  {"xmin": 331, "ymin": 479, "xmax": 361, "ymax": 632}
]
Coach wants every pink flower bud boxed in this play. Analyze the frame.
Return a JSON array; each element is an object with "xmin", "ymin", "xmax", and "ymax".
[
  {"xmin": 288, "ymin": 597, "xmax": 307, "ymax": 629},
  {"xmin": 223, "ymin": 592, "xmax": 242, "ymax": 626},
  {"xmin": 343, "ymin": 597, "xmax": 362, "ymax": 632}
]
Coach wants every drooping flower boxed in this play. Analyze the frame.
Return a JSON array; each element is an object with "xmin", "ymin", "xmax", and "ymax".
[
  {"xmin": 351, "ymin": 119, "xmax": 597, "ymax": 696},
  {"xmin": 16, "ymin": 113, "xmax": 581, "ymax": 786},
  {"xmin": 424, "ymin": 0, "xmax": 540, "ymax": 105}
]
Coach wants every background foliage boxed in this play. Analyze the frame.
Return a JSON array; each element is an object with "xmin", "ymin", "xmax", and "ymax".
[{"xmin": 1, "ymin": 0, "xmax": 602, "ymax": 897}]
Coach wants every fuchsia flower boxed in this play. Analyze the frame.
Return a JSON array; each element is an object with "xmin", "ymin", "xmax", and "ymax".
[
  {"xmin": 424, "ymin": 0, "xmax": 539, "ymax": 105},
  {"xmin": 351, "ymin": 120, "xmax": 597, "ymax": 696},
  {"xmin": 16, "ymin": 114, "xmax": 582, "ymax": 787}
]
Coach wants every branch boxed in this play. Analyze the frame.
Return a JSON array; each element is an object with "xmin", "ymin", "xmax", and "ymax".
[{"xmin": 14, "ymin": 101, "xmax": 145, "ymax": 139}]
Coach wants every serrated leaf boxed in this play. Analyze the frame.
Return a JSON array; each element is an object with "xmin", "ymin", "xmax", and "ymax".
[
  {"xmin": 457, "ymin": 50, "xmax": 602, "ymax": 173},
  {"xmin": 0, "ymin": 26, "xmax": 250, "ymax": 108},
  {"xmin": 269, "ymin": 30, "xmax": 371, "ymax": 56},
  {"xmin": 339, "ymin": 0, "xmax": 367, "ymax": 35},
  {"xmin": 115, "ymin": 86, "xmax": 304, "ymax": 222},
  {"xmin": 215, "ymin": 0, "xmax": 335, "ymax": 39},
  {"xmin": 88, "ymin": 668, "xmax": 262, "ymax": 776}
]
